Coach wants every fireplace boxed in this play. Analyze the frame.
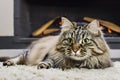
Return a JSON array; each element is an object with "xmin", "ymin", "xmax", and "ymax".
[{"xmin": 14, "ymin": 0, "xmax": 120, "ymax": 49}]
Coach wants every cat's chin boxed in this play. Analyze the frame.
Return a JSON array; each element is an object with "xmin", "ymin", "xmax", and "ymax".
[{"xmin": 66, "ymin": 55, "xmax": 90, "ymax": 61}]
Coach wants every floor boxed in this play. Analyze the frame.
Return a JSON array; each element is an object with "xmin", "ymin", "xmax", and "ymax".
[{"xmin": 1, "ymin": 61, "xmax": 120, "ymax": 80}]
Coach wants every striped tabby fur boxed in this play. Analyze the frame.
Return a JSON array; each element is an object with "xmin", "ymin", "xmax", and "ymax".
[{"xmin": 2, "ymin": 17, "xmax": 112, "ymax": 69}]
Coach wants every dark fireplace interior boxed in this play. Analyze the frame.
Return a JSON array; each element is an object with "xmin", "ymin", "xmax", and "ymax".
[{"xmin": 13, "ymin": 0, "xmax": 120, "ymax": 49}]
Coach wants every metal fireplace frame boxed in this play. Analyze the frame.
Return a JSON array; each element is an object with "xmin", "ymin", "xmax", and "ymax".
[{"xmin": 1, "ymin": 0, "xmax": 120, "ymax": 49}]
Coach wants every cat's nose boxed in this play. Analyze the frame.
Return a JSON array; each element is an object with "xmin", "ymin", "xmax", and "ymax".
[
  {"xmin": 72, "ymin": 44, "xmax": 80, "ymax": 53},
  {"xmin": 73, "ymin": 49, "xmax": 79, "ymax": 53}
]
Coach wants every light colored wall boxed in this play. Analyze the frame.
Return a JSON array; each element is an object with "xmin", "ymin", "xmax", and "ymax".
[{"xmin": 0, "ymin": 0, "xmax": 14, "ymax": 36}]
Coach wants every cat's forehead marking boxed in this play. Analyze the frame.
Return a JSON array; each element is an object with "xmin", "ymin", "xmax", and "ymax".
[
  {"xmin": 75, "ymin": 26, "xmax": 87, "ymax": 37},
  {"xmin": 63, "ymin": 25, "xmax": 90, "ymax": 43},
  {"xmin": 68, "ymin": 26, "xmax": 85, "ymax": 43}
]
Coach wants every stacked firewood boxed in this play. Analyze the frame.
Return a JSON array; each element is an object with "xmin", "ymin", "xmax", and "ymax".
[
  {"xmin": 83, "ymin": 17, "xmax": 120, "ymax": 33},
  {"xmin": 32, "ymin": 17, "xmax": 61, "ymax": 37},
  {"xmin": 32, "ymin": 17, "xmax": 120, "ymax": 37}
]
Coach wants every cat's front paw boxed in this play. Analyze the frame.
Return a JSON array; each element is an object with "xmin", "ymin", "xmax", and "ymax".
[
  {"xmin": 37, "ymin": 62, "xmax": 51, "ymax": 69},
  {"xmin": 3, "ymin": 60, "xmax": 15, "ymax": 66}
]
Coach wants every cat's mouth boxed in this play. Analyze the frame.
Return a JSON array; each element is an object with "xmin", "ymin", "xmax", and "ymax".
[
  {"xmin": 65, "ymin": 50, "xmax": 90, "ymax": 61},
  {"xmin": 68, "ymin": 55, "xmax": 89, "ymax": 61}
]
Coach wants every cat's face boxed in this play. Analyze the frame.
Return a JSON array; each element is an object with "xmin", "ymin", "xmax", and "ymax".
[{"xmin": 56, "ymin": 17, "xmax": 106, "ymax": 61}]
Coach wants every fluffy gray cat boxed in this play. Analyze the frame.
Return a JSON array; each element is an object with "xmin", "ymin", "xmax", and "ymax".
[{"xmin": 1, "ymin": 17, "xmax": 112, "ymax": 69}]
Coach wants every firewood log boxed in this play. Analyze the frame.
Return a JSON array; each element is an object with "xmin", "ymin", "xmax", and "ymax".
[
  {"xmin": 43, "ymin": 28, "xmax": 60, "ymax": 35},
  {"xmin": 83, "ymin": 17, "xmax": 120, "ymax": 33},
  {"xmin": 32, "ymin": 18, "xmax": 57, "ymax": 36}
]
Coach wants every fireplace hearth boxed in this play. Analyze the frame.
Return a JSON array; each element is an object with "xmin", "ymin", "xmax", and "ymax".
[{"xmin": 13, "ymin": 0, "xmax": 120, "ymax": 49}]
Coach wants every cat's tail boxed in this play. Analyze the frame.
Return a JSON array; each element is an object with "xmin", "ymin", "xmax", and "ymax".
[{"xmin": 0, "ymin": 56, "xmax": 10, "ymax": 62}]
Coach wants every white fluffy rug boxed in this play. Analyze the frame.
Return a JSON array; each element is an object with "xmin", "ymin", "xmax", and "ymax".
[{"xmin": 0, "ymin": 62, "xmax": 120, "ymax": 80}]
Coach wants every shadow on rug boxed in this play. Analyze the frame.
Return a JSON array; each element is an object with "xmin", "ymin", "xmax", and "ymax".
[{"xmin": 0, "ymin": 62, "xmax": 120, "ymax": 80}]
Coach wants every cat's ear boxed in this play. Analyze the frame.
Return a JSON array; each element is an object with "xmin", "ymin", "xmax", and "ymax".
[
  {"xmin": 60, "ymin": 17, "xmax": 74, "ymax": 32},
  {"xmin": 87, "ymin": 20, "xmax": 101, "ymax": 35}
]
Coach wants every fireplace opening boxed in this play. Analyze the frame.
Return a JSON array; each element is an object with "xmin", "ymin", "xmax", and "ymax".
[{"xmin": 14, "ymin": 0, "xmax": 120, "ymax": 49}]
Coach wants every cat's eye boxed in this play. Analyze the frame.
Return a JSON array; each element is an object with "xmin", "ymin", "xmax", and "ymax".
[
  {"xmin": 63, "ymin": 38, "xmax": 73, "ymax": 45},
  {"xmin": 82, "ymin": 38, "xmax": 89, "ymax": 44},
  {"xmin": 67, "ymin": 38, "xmax": 73, "ymax": 44}
]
